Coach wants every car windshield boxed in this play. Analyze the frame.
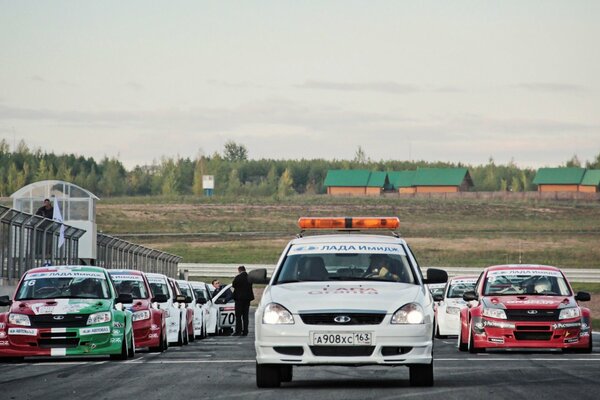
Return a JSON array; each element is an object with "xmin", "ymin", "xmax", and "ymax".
[
  {"xmin": 274, "ymin": 247, "xmax": 416, "ymax": 284},
  {"xmin": 483, "ymin": 270, "xmax": 571, "ymax": 296},
  {"xmin": 447, "ymin": 280, "xmax": 477, "ymax": 298},
  {"xmin": 148, "ymin": 279, "xmax": 170, "ymax": 298},
  {"xmin": 178, "ymin": 283, "xmax": 193, "ymax": 298},
  {"xmin": 193, "ymin": 287, "xmax": 208, "ymax": 302},
  {"xmin": 429, "ymin": 287, "xmax": 445, "ymax": 297},
  {"xmin": 16, "ymin": 274, "xmax": 111, "ymax": 300},
  {"xmin": 110, "ymin": 274, "xmax": 149, "ymax": 300}
]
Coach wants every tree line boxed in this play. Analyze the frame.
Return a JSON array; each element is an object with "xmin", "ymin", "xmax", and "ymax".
[{"xmin": 1, "ymin": 139, "xmax": 599, "ymax": 198}]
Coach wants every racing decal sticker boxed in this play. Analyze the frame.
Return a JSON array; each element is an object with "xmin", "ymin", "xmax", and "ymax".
[
  {"xmin": 80, "ymin": 326, "xmax": 111, "ymax": 335},
  {"xmin": 488, "ymin": 337, "xmax": 505, "ymax": 344},
  {"xmin": 483, "ymin": 320, "xmax": 516, "ymax": 329},
  {"xmin": 110, "ymin": 337, "xmax": 122, "ymax": 343},
  {"xmin": 148, "ymin": 333, "xmax": 159, "ymax": 339},
  {"xmin": 308, "ymin": 287, "xmax": 379, "ymax": 295},
  {"xmin": 112, "ymin": 330, "xmax": 123, "ymax": 336},
  {"xmin": 113, "ymin": 322, "xmax": 124, "ymax": 328},
  {"xmin": 51, "ymin": 348, "xmax": 67, "ymax": 356},
  {"xmin": 0, "ymin": 322, "xmax": 5, "ymax": 329},
  {"xmin": 146, "ymin": 276, "xmax": 166, "ymax": 284},
  {"xmin": 0, "ymin": 331, "xmax": 6, "ymax": 338},
  {"xmin": 552, "ymin": 322, "xmax": 581, "ymax": 330},
  {"xmin": 0, "ymin": 340, "xmax": 9, "ymax": 346},
  {"xmin": 110, "ymin": 274, "xmax": 144, "ymax": 282},
  {"xmin": 24, "ymin": 271, "xmax": 106, "ymax": 280},
  {"xmin": 564, "ymin": 337, "xmax": 579, "ymax": 344},
  {"xmin": 503, "ymin": 300, "xmax": 557, "ymax": 305},
  {"xmin": 30, "ymin": 299, "xmax": 98, "ymax": 315},
  {"xmin": 451, "ymin": 279, "xmax": 477, "ymax": 285},
  {"xmin": 8, "ymin": 327, "xmax": 38, "ymax": 336},
  {"xmin": 487, "ymin": 269, "xmax": 562, "ymax": 278},
  {"xmin": 288, "ymin": 244, "xmax": 406, "ymax": 256}
]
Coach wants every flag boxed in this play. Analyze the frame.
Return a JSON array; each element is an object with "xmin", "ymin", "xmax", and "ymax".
[{"xmin": 53, "ymin": 198, "xmax": 65, "ymax": 248}]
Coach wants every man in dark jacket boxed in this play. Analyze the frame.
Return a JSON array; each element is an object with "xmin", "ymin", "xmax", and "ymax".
[
  {"xmin": 232, "ymin": 265, "xmax": 254, "ymax": 336},
  {"xmin": 36, "ymin": 199, "xmax": 54, "ymax": 219}
]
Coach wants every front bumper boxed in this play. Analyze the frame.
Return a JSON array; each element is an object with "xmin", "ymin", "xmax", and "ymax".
[
  {"xmin": 471, "ymin": 316, "xmax": 591, "ymax": 349},
  {"xmin": 0, "ymin": 323, "xmax": 123, "ymax": 357},
  {"xmin": 255, "ymin": 321, "xmax": 433, "ymax": 366}
]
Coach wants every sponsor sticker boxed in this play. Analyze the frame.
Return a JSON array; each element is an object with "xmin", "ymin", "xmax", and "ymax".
[
  {"xmin": 0, "ymin": 322, "xmax": 5, "ymax": 329},
  {"xmin": 113, "ymin": 322, "xmax": 124, "ymax": 328},
  {"xmin": 488, "ymin": 337, "xmax": 505, "ymax": 344},
  {"xmin": 483, "ymin": 320, "xmax": 516, "ymax": 329},
  {"xmin": 110, "ymin": 274, "xmax": 144, "ymax": 282},
  {"xmin": 288, "ymin": 243, "xmax": 406, "ymax": 256},
  {"xmin": 504, "ymin": 300, "xmax": 557, "ymax": 305},
  {"xmin": 564, "ymin": 337, "xmax": 579, "ymax": 344},
  {"xmin": 148, "ymin": 333, "xmax": 159, "ymax": 339},
  {"xmin": 146, "ymin": 276, "xmax": 166, "ymax": 284},
  {"xmin": 0, "ymin": 340, "xmax": 9, "ymax": 346},
  {"xmin": 552, "ymin": 322, "xmax": 582, "ymax": 330},
  {"xmin": 8, "ymin": 327, "xmax": 38, "ymax": 336},
  {"xmin": 0, "ymin": 332, "xmax": 6, "ymax": 338},
  {"xmin": 25, "ymin": 271, "xmax": 105, "ymax": 280},
  {"xmin": 487, "ymin": 269, "xmax": 562, "ymax": 278},
  {"xmin": 308, "ymin": 287, "xmax": 379, "ymax": 295},
  {"xmin": 451, "ymin": 279, "xmax": 477, "ymax": 285},
  {"xmin": 110, "ymin": 337, "xmax": 122, "ymax": 343},
  {"xmin": 80, "ymin": 326, "xmax": 111, "ymax": 335}
]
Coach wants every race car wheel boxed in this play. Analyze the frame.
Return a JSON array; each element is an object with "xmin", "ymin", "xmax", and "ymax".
[
  {"xmin": 176, "ymin": 327, "xmax": 184, "ymax": 346},
  {"xmin": 409, "ymin": 362, "xmax": 434, "ymax": 387},
  {"xmin": 468, "ymin": 325, "xmax": 484, "ymax": 354},
  {"xmin": 150, "ymin": 332, "xmax": 167, "ymax": 352},
  {"xmin": 127, "ymin": 333, "xmax": 135, "ymax": 358},
  {"xmin": 256, "ymin": 363, "xmax": 281, "ymax": 388},
  {"xmin": 0, "ymin": 357, "xmax": 24, "ymax": 363},
  {"xmin": 280, "ymin": 365, "xmax": 293, "ymax": 382},
  {"xmin": 568, "ymin": 337, "xmax": 593, "ymax": 354},
  {"xmin": 457, "ymin": 327, "xmax": 468, "ymax": 351},
  {"xmin": 183, "ymin": 326, "xmax": 189, "ymax": 345},
  {"xmin": 189, "ymin": 325, "xmax": 195, "ymax": 342},
  {"xmin": 110, "ymin": 333, "xmax": 128, "ymax": 360}
]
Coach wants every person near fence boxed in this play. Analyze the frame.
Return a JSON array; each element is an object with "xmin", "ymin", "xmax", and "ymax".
[
  {"xmin": 231, "ymin": 265, "xmax": 254, "ymax": 336},
  {"xmin": 36, "ymin": 198, "xmax": 54, "ymax": 219}
]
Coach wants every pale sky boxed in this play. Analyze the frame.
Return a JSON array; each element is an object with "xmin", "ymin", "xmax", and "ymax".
[{"xmin": 1, "ymin": 0, "xmax": 599, "ymax": 168}]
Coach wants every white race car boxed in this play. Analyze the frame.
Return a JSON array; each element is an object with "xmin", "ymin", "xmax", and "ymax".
[
  {"xmin": 204, "ymin": 284, "xmax": 236, "ymax": 335},
  {"xmin": 427, "ymin": 283, "xmax": 446, "ymax": 307},
  {"xmin": 189, "ymin": 281, "xmax": 215, "ymax": 339},
  {"xmin": 253, "ymin": 217, "xmax": 448, "ymax": 388},
  {"xmin": 145, "ymin": 273, "xmax": 188, "ymax": 346},
  {"xmin": 434, "ymin": 276, "xmax": 478, "ymax": 338}
]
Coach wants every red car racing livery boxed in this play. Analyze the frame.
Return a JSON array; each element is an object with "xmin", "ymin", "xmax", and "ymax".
[
  {"xmin": 109, "ymin": 270, "xmax": 168, "ymax": 352},
  {"xmin": 458, "ymin": 265, "xmax": 592, "ymax": 353}
]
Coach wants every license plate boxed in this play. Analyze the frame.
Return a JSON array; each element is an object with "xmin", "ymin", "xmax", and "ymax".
[{"xmin": 311, "ymin": 332, "xmax": 373, "ymax": 346}]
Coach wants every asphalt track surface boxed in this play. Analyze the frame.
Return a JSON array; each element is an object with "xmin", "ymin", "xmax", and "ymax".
[{"xmin": 1, "ymin": 314, "xmax": 599, "ymax": 400}]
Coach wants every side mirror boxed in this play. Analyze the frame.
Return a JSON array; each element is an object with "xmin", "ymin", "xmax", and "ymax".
[
  {"xmin": 197, "ymin": 298, "xmax": 207, "ymax": 305},
  {"xmin": 0, "ymin": 295, "xmax": 12, "ymax": 307},
  {"xmin": 185, "ymin": 296, "xmax": 193, "ymax": 304},
  {"xmin": 432, "ymin": 294, "xmax": 444, "ymax": 302},
  {"xmin": 248, "ymin": 268, "xmax": 268, "ymax": 284},
  {"xmin": 175, "ymin": 295, "xmax": 186, "ymax": 303},
  {"xmin": 152, "ymin": 294, "xmax": 169, "ymax": 303},
  {"xmin": 575, "ymin": 291, "xmax": 591, "ymax": 302},
  {"xmin": 116, "ymin": 293, "xmax": 134, "ymax": 304},
  {"xmin": 463, "ymin": 291, "xmax": 478, "ymax": 302},
  {"xmin": 424, "ymin": 268, "xmax": 448, "ymax": 284}
]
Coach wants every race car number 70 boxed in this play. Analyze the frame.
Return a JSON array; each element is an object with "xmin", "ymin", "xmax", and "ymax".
[{"xmin": 221, "ymin": 312, "xmax": 235, "ymax": 325}]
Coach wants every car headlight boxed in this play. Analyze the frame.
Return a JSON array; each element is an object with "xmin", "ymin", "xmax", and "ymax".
[
  {"xmin": 559, "ymin": 307, "xmax": 580, "ymax": 320},
  {"xmin": 9, "ymin": 313, "xmax": 31, "ymax": 326},
  {"xmin": 446, "ymin": 306, "xmax": 461, "ymax": 315},
  {"xmin": 87, "ymin": 311, "xmax": 112, "ymax": 325},
  {"xmin": 132, "ymin": 310, "xmax": 151, "ymax": 322},
  {"xmin": 262, "ymin": 303, "xmax": 294, "ymax": 325},
  {"xmin": 482, "ymin": 308, "xmax": 507, "ymax": 319},
  {"xmin": 391, "ymin": 303, "xmax": 424, "ymax": 324}
]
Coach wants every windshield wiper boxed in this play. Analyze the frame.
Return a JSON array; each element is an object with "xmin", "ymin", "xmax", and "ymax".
[{"xmin": 276, "ymin": 280, "xmax": 301, "ymax": 284}]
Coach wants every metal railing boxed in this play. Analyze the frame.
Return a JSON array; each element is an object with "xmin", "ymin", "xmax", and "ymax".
[
  {"xmin": 0, "ymin": 205, "xmax": 85, "ymax": 282},
  {"xmin": 97, "ymin": 233, "xmax": 181, "ymax": 278},
  {"xmin": 179, "ymin": 263, "xmax": 600, "ymax": 283}
]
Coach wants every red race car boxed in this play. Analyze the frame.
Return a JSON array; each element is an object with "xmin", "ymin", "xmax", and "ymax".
[
  {"xmin": 458, "ymin": 264, "xmax": 592, "ymax": 353},
  {"xmin": 109, "ymin": 270, "xmax": 168, "ymax": 352}
]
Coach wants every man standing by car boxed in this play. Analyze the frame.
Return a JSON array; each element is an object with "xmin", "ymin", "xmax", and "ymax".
[{"xmin": 232, "ymin": 265, "xmax": 254, "ymax": 336}]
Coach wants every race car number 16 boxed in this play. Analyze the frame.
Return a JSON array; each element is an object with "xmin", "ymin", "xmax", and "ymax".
[{"xmin": 312, "ymin": 332, "xmax": 373, "ymax": 346}]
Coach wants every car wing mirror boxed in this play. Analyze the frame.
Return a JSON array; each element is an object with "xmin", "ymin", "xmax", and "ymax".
[
  {"xmin": 424, "ymin": 268, "xmax": 448, "ymax": 284},
  {"xmin": 575, "ymin": 291, "xmax": 591, "ymax": 302},
  {"xmin": 152, "ymin": 294, "xmax": 169, "ymax": 303},
  {"xmin": 462, "ymin": 291, "xmax": 478, "ymax": 302},
  {"xmin": 0, "ymin": 295, "xmax": 12, "ymax": 307},
  {"xmin": 248, "ymin": 268, "xmax": 268, "ymax": 284},
  {"xmin": 185, "ymin": 296, "xmax": 193, "ymax": 303},
  {"xmin": 175, "ymin": 295, "xmax": 186, "ymax": 303},
  {"xmin": 432, "ymin": 294, "xmax": 444, "ymax": 302},
  {"xmin": 116, "ymin": 293, "xmax": 134, "ymax": 304}
]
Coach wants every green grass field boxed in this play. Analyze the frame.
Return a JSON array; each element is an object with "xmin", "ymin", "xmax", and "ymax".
[{"xmin": 96, "ymin": 195, "xmax": 600, "ymax": 268}]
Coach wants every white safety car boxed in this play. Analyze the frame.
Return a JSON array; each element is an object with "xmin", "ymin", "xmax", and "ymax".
[
  {"xmin": 434, "ymin": 276, "xmax": 478, "ymax": 338},
  {"xmin": 145, "ymin": 273, "xmax": 188, "ymax": 346},
  {"xmin": 253, "ymin": 217, "xmax": 448, "ymax": 388}
]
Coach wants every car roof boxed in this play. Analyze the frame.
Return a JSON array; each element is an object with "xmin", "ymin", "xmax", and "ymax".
[
  {"xmin": 485, "ymin": 264, "xmax": 561, "ymax": 272},
  {"xmin": 290, "ymin": 234, "xmax": 406, "ymax": 245},
  {"xmin": 449, "ymin": 275, "xmax": 479, "ymax": 281},
  {"xmin": 108, "ymin": 269, "xmax": 143, "ymax": 276},
  {"xmin": 189, "ymin": 281, "xmax": 207, "ymax": 287}
]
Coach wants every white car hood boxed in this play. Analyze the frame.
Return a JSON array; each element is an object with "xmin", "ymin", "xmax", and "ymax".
[
  {"xmin": 443, "ymin": 298, "xmax": 467, "ymax": 308},
  {"xmin": 265, "ymin": 281, "xmax": 423, "ymax": 313}
]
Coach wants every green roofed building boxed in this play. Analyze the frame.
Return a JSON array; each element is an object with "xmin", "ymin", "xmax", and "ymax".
[
  {"xmin": 387, "ymin": 171, "xmax": 416, "ymax": 193},
  {"xmin": 324, "ymin": 170, "xmax": 389, "ymax": 196},
  {"xmin": 533, "ymin": 167, "xmax": 600, "ymax": 192},
  {"xmin": 410, "ymin": 168, "xmax": 473, "ymax": 193}
]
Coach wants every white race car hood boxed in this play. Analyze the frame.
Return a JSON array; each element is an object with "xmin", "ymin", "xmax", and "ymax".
[
  {"xmin": 443, "ymin": 298, "xmax": 467, "ymax": 308},
  {"xmin": 264, "ymin": 281, "xmax": 424, "ymax": 313}
]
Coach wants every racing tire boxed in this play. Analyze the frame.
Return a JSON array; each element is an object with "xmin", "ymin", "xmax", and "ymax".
[
  {"xmin": 127, "ymin": 333, "xmax": 135, "ymax": 358},
  {"xmin": 150, "ymin": 332, "xmax": 167, "ymax": 353},
  {"xmin": 256, "ymin": 363, "xmax": 281, "ymax": 388},
  {"xmin": 0, "ymin": 357, "xmax": 24, "ymax": 363},
  {"xmin": 280, "ymin": 365, "xmax": 293, "ymax": 382},
  {"xmin": 183, "ymin": 326, "xmax": 189, "ymax": 345},
  {"xmin": 176, "ymin": 327, "xmax": 184, "ymax": 346},
  {"xmin": 457, "ymin": 326, "xmax": 468, "ymax": 352},
  {"xmin": 568, "ymin": 337, "xmax": 593, "ymax": 354},
  {"xmin": 409, "ymin": 362, "xmax": 434, "ymax": 387},
  {"xmin": 110, "ymin": 334, "xmax": 128, "ymax": 361},
  {"xmin": 189, "ymin": 325, "xmax": 195, "ymax": 342},
  {"xmin": 468, "ymin": 325, "xmax": 484, "ymax": 354}
]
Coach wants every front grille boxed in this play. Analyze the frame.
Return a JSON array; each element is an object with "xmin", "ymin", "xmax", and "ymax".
[
  {"xmin": 310, "ymin": 346, "xmax": 375, "ymax": 357},
  {"xmin": 300, "ymin": 313, "xmax": 385, "ymax": 325},
  {"xmin": 515, "ymin": 325, "xmax": 550, "ymax": 331},
  {"xmin": 505, "ymin": 309, "xmax": 560, "ymax": 321},
  {"xmin": 38, "ymin": 338, "xmax": 80, "ymax": 348},
  {"xmin": 274, "ymin": 346, "xmax": 304, "ymax": 356},
  {"xmin": 514, "ymin": 332, "xmax": 553, "ymax": 341},
  {"xmin": 40, "ymin": 332, "xmax": 78, "ymax": 338},
  {"xmin": 30, "ymin": 314, "xmax": 89, "ymax": 328}
]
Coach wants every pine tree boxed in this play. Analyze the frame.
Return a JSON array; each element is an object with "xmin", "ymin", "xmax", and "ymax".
[
  {"xmin": 278, "ymin": 168, "xmax": 295, "ymax": 197},
  {"xmin": 192, "ymin": 158, "xmax": 205, "ymax": 196}
]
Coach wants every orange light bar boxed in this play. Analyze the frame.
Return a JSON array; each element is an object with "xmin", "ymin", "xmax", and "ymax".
[{"xmin": 298, "ymin": 217, "xmax": 400, "ymax": 230}]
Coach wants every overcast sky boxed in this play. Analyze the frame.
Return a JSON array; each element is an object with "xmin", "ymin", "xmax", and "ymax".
[{"xmin": 1, "ymin": 1, "xmax": 599, "ymax": 168}]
